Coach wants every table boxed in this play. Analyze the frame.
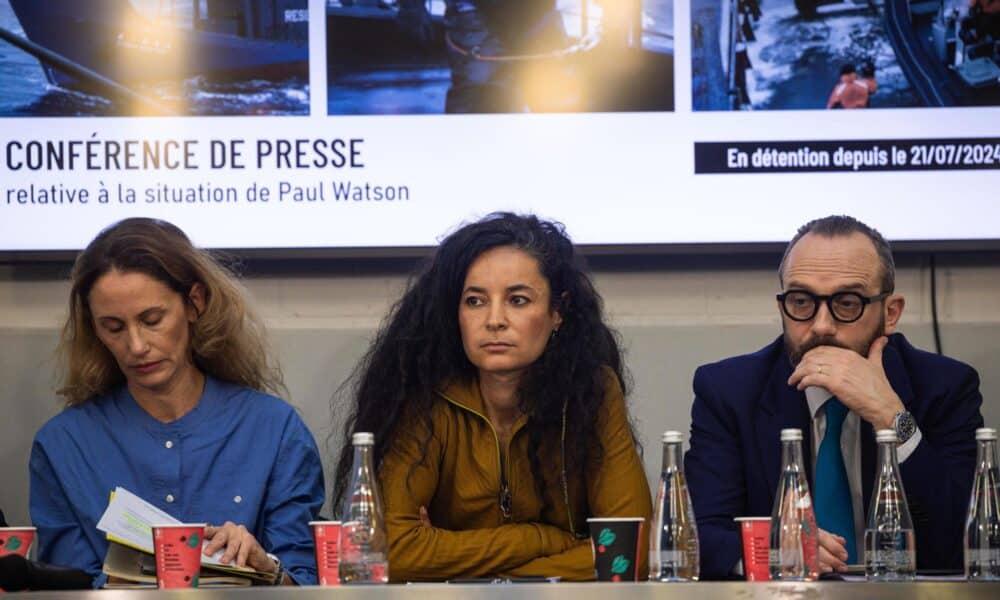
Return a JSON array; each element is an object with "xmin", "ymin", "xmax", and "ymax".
[{"xmin": 6, "ymin": 582, "xmax": 1000, "ymax": 599}]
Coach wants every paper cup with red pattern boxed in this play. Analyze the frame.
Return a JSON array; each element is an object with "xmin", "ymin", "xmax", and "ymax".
[
  {"xmin": 0, "ymin": 527, "xmax": 35, "ymax": 558},
  {"xmin": 587, "ymin": 517, "xmax": 644, "ymax": 582},
  {"xmin": 309, "ymin": 520, "xmax": 341, "ymax": 586},
  {"xmin": 151, "ymin": 523, "xmax": 205, "ymax": 589},
  {"xmin": 734, "ymin": 517, "xmax": 771, "ymax": 582}
]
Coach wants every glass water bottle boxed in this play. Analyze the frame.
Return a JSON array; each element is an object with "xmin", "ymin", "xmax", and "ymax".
[
  {"xmin": 649, "ymin": 430, "xmax": 700, "ymax": 581},
  {"xmin": 965, "ymin": 427, "xmax": 1000, "ymax": 581},
  {"xmin": 338, "ymin": 432, "xmax": 389, "ymax": 584},
  {"xmin": 769, "ymin": 428, "xmax": 819, "ymax": 581},
  {"xmin": 865, "ymin": 429, "xmax": 916, "ymax": 582}
]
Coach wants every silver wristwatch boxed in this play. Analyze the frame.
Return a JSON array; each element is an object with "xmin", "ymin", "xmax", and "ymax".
[{"xmin": 893, "ymin": 410, "xmax": 916, "ymax": 444}]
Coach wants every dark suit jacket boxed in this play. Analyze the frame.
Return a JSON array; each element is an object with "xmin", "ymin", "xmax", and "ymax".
[
  {"xmin": 0, "ymin": 509, "xmax": 6, "ymax": 527},
  {"xmin": 685, "ymin": 333, "xmax": 984, "ymax": 578}
]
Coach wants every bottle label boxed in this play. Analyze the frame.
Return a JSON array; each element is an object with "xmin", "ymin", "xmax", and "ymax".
[
  {"xmin": 967, "ymin": 548, "xmax": 1000, "ymax": 564},
  {"xmin": 864, "ymin": 527, "xmax": 915, "ymax": 575},
  {"xmin": 866, "ymin": 549, "xmax": 915, "ymax": 569},
  {"xmin": 658, "ymin": 550, "xmax": 687, "ymax": 566}
]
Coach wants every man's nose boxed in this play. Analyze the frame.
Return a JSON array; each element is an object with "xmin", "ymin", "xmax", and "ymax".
[{"xmin": 810, "ymin": 301, "xmax": 838, "ymax": 337}]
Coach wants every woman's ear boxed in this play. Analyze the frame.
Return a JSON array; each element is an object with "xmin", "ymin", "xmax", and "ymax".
[
  {"xmin": 186, "ymin": 282, "xmax": 207, "ymax": 321},
  {"xmin": 552, "ymin": 291, "xmax": 568, "ymax": 329}
]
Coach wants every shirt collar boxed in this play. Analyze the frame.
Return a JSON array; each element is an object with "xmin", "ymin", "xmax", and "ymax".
[
  {"xmin": 438, "ymin": 377, "xmax": 485, "ymax": 414},
  {"xmin": 116, "ymin": 374, "xmax": 218, "ymax": 431},
  {"xmin": 805, "ymin": 385, "xmax": 834, "ymax": 419},
  {"xmin": 438, "ymin": 377, "xmax": 529, "ymax": 433}
]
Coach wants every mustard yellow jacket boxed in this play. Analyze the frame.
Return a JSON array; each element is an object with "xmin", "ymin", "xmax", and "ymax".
[{"xmin": 380, "ymin": 371, "xmax": 652, "ymax": 582}]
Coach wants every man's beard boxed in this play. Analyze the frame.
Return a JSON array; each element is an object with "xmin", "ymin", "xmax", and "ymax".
[{"xmin": 784, "ymin": 313, "xmax": 886, "ymax": 366}]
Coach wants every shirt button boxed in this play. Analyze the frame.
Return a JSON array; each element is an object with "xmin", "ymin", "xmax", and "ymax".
[
  {"xmin": 234, "ymin": 496, "xmax": 242, "ymax": 504},
  {"xmin": 165, "ymin": 440, "xmax": 174, "ymax": 449},
  {"xmin": 166, "ymin": 494, "xmax": 175, "ymax": 503}
]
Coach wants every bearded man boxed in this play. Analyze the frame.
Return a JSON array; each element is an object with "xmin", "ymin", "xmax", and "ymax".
[{"xmin": 685, "ymin": 215, "xmax": 984, "ymax": 578}]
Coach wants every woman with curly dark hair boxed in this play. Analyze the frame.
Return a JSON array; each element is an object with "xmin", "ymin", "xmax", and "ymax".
[{"xmin": 332, "ymin": 212, "xmax": 651, "ymax": 581}]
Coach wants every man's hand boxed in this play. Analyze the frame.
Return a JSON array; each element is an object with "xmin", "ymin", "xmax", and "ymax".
[
  {"xmin": 788, "ymin": 336, "xmax": 904, "ymax": 430},
  {"xmin": 818, "ymin": 528, "xmax": 850, "ymax": 573},
  {"xmin": 203, "ymin": 521, "xmax": 273, "ymax": 574}
]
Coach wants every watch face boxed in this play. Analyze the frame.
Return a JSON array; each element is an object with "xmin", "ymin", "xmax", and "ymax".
[{"xmin": 896, "ymin": 412, "xmax": 916, "ymax": 442}]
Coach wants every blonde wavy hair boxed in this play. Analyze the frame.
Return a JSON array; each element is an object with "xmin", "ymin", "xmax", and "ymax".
[{"xmin": 57, "ymin": 218, "xmax": 285, "ymax": 406}]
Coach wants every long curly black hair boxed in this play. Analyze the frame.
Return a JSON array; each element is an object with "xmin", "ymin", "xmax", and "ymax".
[{"xmin": 331, "ymin": 212, "xmax": 628, "ymax": 511}]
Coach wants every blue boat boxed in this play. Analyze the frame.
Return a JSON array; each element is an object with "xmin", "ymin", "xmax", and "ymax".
[{"xmin": 7, "ymin": 0, "xmax": 308, "ymax": 91}]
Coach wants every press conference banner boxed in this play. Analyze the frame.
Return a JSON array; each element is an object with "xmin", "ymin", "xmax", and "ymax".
[{"xmin": 1, "ymin": 0, "xmax": 999, "ymax": 254}]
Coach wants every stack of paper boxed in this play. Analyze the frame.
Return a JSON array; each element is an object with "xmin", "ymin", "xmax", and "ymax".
[{"xmin": 96, "ymin": 487, "xmax": 275, "ymax": 587}]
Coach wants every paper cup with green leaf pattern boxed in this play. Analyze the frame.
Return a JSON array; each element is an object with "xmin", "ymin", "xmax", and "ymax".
[
  {"xmin": 0, "ymin": 527, "xmax": 35, "ymax": 558},
  {"xmin": 587, "ymin": 517, "xmax": 645, "ymax": 582},
  {"xmin": 151, "ymin": 523, "xmax": 205, "ymax": 589}
]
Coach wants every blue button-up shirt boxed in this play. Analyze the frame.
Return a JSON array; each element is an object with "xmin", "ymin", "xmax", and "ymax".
[{"xmin": 29, "ymin": 376, "xmax": 325, "ymax": 586}]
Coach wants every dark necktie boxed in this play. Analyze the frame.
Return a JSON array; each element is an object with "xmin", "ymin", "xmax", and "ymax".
[{"xmin": 813, "ymin": 397, "xmax": 857, "ymax": 564}]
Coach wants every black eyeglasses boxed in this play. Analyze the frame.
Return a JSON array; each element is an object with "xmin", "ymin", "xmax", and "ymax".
[{"xmin": 776, "ymin": 290, "xmax": 890, "ymax": 323}]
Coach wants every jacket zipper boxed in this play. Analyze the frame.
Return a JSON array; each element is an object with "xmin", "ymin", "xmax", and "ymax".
[
  {"xmin": 440, "ymin": 392, "xmax": 513, "ymax": 522},
  {"xmin": 499, "ymin": 446, "xmax": 513, "ymax": 520}
]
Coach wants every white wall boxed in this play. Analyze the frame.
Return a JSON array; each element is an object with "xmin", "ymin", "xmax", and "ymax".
[{"xmin": 1, "ymin": 258, "xmax": 997, "ymax": 528}]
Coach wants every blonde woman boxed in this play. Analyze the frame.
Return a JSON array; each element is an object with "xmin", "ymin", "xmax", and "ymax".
[{"xmin": 29, "ymin": 218, "xmax": 323, "ymax": 587}]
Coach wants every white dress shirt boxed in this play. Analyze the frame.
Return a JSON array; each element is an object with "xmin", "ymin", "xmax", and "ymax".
[{"xmin": 805, "ymin": 386, "xmax": 922, "ymax": 562}]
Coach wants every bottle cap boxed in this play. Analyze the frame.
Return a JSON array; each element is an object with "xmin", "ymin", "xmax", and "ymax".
[
  {"xmin": 662, "ymin": 430, "xmax": 683, "ymax": 443},
  {"xmin": 975, "ymin": 427, "xmax": 998, "ymax": 441},
  {"xmin": 875, "ymin": 429, "xmax": 898, "ymax": 443},
  {"xmin": 780, "ymin": 428, "xmax": 802, "ymax": 441},
  {"xmin": 352, "ymin": 432, "xmax": 375, "ymax": 445}
]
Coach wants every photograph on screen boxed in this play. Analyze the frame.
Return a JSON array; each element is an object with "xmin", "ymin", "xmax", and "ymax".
[
  {"xmin": 0, "ymin": 0, "xmax": 309, "ymax": 117},
  {"xmin": 691, "ymin": 0, "xmax": 1000, "ymax": 110},
  {"xmin": 327, "ymin": 0, "xmax": 674, "ymax": 114}
]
